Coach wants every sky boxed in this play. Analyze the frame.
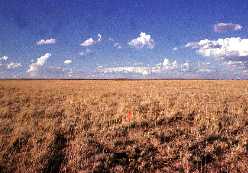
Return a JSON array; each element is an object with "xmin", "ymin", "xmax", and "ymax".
[{"xmin": 1, "ymin": 0, "xmax": 248, "ymax": 79}]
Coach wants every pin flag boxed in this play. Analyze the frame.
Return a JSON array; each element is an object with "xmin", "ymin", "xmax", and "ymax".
[{"xmin": 127, "ymin": 111, "xmax": 132, "ymax": 122}]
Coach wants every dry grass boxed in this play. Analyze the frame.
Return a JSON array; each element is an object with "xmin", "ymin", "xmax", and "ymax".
[{"xmin": 0, "ymin": 80, "xmax": 248, "ymax": 173}]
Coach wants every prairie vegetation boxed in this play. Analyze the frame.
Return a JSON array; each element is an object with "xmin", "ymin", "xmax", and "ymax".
[{"xmin": 0, "ymin": 80, "xmax": 248, "ymax": 172}]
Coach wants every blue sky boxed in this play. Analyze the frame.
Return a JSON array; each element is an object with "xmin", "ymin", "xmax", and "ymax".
[{"xmin": 1, "ymin": 0, "xmax": 248, "ymax": 79}]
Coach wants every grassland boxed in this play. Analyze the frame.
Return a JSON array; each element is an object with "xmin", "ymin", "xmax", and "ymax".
[{"xmin": 0, "ymin": 80, "xmax": 248, "ymax": 173}]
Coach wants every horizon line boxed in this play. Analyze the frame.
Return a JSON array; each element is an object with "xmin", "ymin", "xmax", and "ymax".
[{"xmin": 0, "ymin": 78, "xmax": 245, "ymax": 81}]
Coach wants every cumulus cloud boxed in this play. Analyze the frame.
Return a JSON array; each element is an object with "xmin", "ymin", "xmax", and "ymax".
[
  {"xmin": 80, "ymin": 34, "xmax": 102, "ymax": 47},
  {"xmin": 161, "ymin": 58, "xmax": 177, "ymax": 70},
  {"xmin": 0, "ymin": 56, "xmax": 8, "ymax": 61},
  {"xmin": 128, "ymin": 32, "xmax": 155, "ymax": 49},
  {"xmin": 27, "ymin": 53, "xmax": 51, "ymax": 75},
  {"xmin": 7, "ymin": 62, "xmax": 22, "ymax": 69},
  {"xmin": 0, "ymin": 56, "xmax": 22, "ymax": 71},
  {"xmin": 36, "ymin": 38, "xmax": 56, "ymax": 45},
  {"xmin": 64, "ymin": 59, "xmax": 72, "ymax": 64},
  {"xmin": 96, "ymin": 58, "xmax": 234, "ymax": 79},
  {"xmin": 97, "ymin": 58, "xmax": 181, "ymax": 76},
  {"xmin": 97, "ymin": 66, "xmax": 151, "ymax": 76},
  {"xmin": 214, "ymin": 23, "xmax": 242, "ymax": 32},
  {"xmin": 185, "ymin": 37, "xmax": 248, "ymax": 61}
]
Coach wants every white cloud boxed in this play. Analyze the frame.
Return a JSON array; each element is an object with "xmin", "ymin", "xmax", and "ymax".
[
  {"xmin": 161, "ymin": 58, "xmax": 177, "ymax": 70},
  {"xmin": 80, "ymin": 33, "xmax": 102, "ymax": 47},
  {"xmin": 97, "ymin": 58, "xmax": 181, "ymax": 76},
  {"xmin": 36, "ymin": 38, "xmax": 56, "ymax": 45},
  {"xmin": 173, "ymin": 47, "xmax": 178, "ymax": 51},
  {"xmin": 27, "ymin": 53, "xmax": 51, "ymax": 75},
  {"xmin": 185, "ymin": 42, "xmax": 199, "ymax": 49},
  {"xmin": 225, "ymin": 60, "xmax": 243, "ymax": 66},
  {"xmin": 7, "ymin": 62, "xmax": 22, "ymax": 69},
  {"xmin": 185, "ymin": 37, "xmax": 248, "ymax": 60},
  {"xmin": 109, "ymin": 37, "xmax": 122, "ymax": 49},
  {"xmin": 195, "ymin": 61, "xmax": 215, "ymax": 73},
  {"xmin": 0, "ymin": 56, "xmax": 22, "ymax": 71},
  {"xmin": 97, "ymin": 33, "xmax": 102, "ymax": 42},
  {"xmin": 96, "ymin": 58, "xmax": 230, "ymax": 78},
  {"xmin": 128, "ymin": 32, "xmax": 155, "ymax": 49},
  {"xmin": 80, "ymin": 38, "xmax": 95, "ymax": 47},
  {"xmin": 214, "ymin": 23, "xmax": 242, "ymax": 32},
  {"xmin": 223, "ymin": 60, "xmax": 246, "ymax": 71},
  {"xmin": 197, "ymin": 68, "xmax": 212, "ymax": 73},
  {"xmin": 113, "ymin": 42, "xmax": 122, "ymax": 49},
  {"xmin": 64, "ymin": 59, "xmax": 72, "ymax": 64},
  {"xmin": 181, "ymin": 62, "xmax": 190, "ymax": 71},
  {"xmin": 97, "ymin": 66, "xmax": 151, "ymax": 76},
  {"xmin": 0, "ymin": 56, "xmax": 8, "ymax": 61}
]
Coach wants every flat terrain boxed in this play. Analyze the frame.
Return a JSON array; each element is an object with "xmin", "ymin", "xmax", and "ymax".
[{"xmin": 0, "ymin": 80, "xmax": 248, "ymax": 173}]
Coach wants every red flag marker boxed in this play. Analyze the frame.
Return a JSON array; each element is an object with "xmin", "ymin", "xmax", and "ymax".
[{"xmin": 127, "ymin": 111, "xmax": 132, "ymax": 122}]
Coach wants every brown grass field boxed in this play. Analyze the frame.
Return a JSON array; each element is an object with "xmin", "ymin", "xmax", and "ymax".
[{"xmin": 0, "ymin": 80, "xmax": 248, "ymax": 173}]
